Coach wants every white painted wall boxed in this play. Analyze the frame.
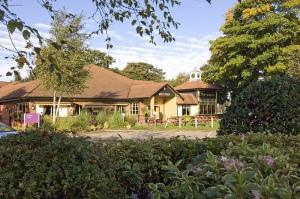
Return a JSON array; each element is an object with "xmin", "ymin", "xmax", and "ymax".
[
  {"xmin": 35, "ymin": 105, "xmax": 68, "ymax": 117},
  {"xmin": 58, "ymin": 107, "xmax": 68, "ymax": 117},
  {"xmin": 190, "ymin": 105, "xmax": 199, "ymax": 116},
  {"xmin": 35, "ymin": 105, "xmax": 44, "ymax": 115}
]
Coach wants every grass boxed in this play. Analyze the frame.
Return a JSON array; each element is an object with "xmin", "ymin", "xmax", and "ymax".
[{"xmin": 131, "ymin": 120, "xmax": 220, "ymax": 131}]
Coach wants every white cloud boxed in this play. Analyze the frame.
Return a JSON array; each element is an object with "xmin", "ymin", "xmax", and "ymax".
[
  {"xmin": 34, "ymin": 23, "xmax": 51, "ymax": 30},
  {"xmin": 105, "ymin": 33, "xmax": 219, "ymax": 79},
  {"xmin": 0, "ymin": 20, "xmax": 219, "ymax": 81}
]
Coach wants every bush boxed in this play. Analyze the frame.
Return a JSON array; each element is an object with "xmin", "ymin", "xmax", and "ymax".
[
  {"xmin": 0, "ymin": 132, "xmax": 126, "ymax": 198},
  {"xmin": 40, "ymin": 116, "xmax": 55, "ymax": 131},
  {"xmin": 96, "ymin": 111, "xmax": 107, "ymax": 127},
  {"xmin": 1, "ymin": 133, "xmax": 300, "ymax": 198},
  {"xmin": 108, "ymin": 111, "xmax": 124, "ymax": 128},
  {"xmin": 71, "ymin": 111, "xmax": 92, "ymax": 130},
  {"xmin": 219, "ymin": 76, "xmax": 300, "ymax": 135},
  {"xmin": 125, "ymin": 115, "xmax": 137, "ymax": 127},
  {"xmin": 55, "ymin": 117, "xmax": 75, "ymax": 132}
]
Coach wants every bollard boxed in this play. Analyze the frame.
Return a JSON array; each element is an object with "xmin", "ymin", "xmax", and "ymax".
[
  {"xmin": 195, "ymin": 117, "xmax": 198, "ymax": 128},
  {"xmin": 211, "ymin": 117, "xmax": 213, "ymax": 128}
]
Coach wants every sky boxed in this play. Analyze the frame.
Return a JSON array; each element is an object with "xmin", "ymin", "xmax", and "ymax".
[{"xmin": 0, "ymin": 0, "xmax": 236, "ymax": 81}]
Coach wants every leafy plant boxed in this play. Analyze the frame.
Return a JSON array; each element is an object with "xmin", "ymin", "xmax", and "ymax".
[
  {"xmin": 72, "ymin": 111, "xmax": 92, "ymax": 130},
  {"xmin": 96, "ymin": 111, "xmax": 107, "ymax": 127},
  {"xmin": 219, "ymin": 76, "xmax": 300, "ymax": 135},
  {"xmin": 125, "ymin": 115, "xmax": 137, "ymax": 127},
  {"xmin": 108, "ymin": 111, "xmax": 124, "ymax": 128}
]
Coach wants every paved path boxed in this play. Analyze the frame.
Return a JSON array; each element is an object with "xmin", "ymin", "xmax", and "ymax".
[{"xmin": 79, "ymin": 130, "xmax": 216, "ymax": 141}]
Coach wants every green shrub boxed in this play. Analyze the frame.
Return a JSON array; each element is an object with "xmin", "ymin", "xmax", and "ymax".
[
  {"xmin": 72, "ymin": 111, "xmax": 92, "ymax": 130},
  {"xmin": 55, "ymin": 117, "xmax": 75, "ymax": 132},
  {"xmin": 0, "ymin": 132, "xmax": 126, "ymax": 198},
  {"xmin": 96, "ymin": 111, "xmax": 107, "ymax": 127},
  {"xmin": 219, "ymin": 76, "xmax": 300, "ymax": 135},
  {"xmin": 108, "ymin": 111, "xmax": 124, "ymax": 128},
  {"xmin": 40, "ymin": 116, "xmax": 55, "ymax": 131},
  {"xmin": 125, "ymin": 115, "xmax": 137, "ymax": 126},
  {"xmin": 1, "ymin": 133, "xmax": 300, "ymax": 198}
]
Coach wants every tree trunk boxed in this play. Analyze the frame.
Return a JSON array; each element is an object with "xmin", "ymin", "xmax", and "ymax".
[
  {"xmin": 55, "ymin": 96, "xmax": 62, "ymax": 119},
  {"xmin": 52, "ymin": 91, "xmax": 56, "ymax": 124}
]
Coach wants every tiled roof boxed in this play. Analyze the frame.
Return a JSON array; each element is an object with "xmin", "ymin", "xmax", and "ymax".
[
  {"xmin": 0, "ymin": 65, "xmax": 179, "ymax": 101},
  {"xmin": 175, "ymin": 80, "xmax": 220, "ymax": 91},
  {"xmin": 0, "ymin": 81, "xmax": 10, "ymax": 88},
  {"xmin": 177, "ymin": 93, "xmax": 198, "ymax": 105}
]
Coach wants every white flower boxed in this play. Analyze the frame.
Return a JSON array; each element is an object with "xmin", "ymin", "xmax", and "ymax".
[
  {"xmin": 220, "ymin": 156, "xmax": 227, "ymax": 161},
  {"xmin": 206, "ymin": 171, "xmax": 213, "ymax": 177}
]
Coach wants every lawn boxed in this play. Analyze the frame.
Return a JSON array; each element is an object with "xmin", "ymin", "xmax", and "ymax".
[{"xmin": 131, "ymin": 120, "xmax": 220, "ymax": 131}]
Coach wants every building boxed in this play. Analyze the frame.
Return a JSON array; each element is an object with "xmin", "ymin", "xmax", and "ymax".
[
  {"xmin": 0, "ymin": 81, "xmax": 10, "ymax": 123},
  {"xmin": 175, "ymin": 70, "xmax": 220, "ymax": 116},
  {"xmin": 0, "ymin": 65, "xmax": 220, "ymax": 125}
]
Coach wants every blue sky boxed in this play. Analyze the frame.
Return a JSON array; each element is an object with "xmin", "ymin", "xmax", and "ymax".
[{"xmin": 0, "ymin": 0, "xmax": 236, "ymax": 81}]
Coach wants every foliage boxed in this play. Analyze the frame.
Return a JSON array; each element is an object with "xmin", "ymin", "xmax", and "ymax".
[
  {"xmin": 54, "ymin": 117, "xmax": 78, "ymax": 133},
  {"xmin": 203, "ymin": 0, "xmax": 300, "ymax": 97},
  {"xmin": 168, "ymin": 72, "xmax": 189, "ymax": 87},
  {"xmin": 125, "ymin": 115, "xmax": 137, "ymax": 127},
  {"xmin": 0, "ymin": 132, "xmax": 126, "ymax": 198},
  {"xmin": 83, "ymin": 49, "xmax": 115, "ymax": 68},
  {"xmin": 1, "ymin": 133, "xmax": 300, "ymax": 198},
  {"xmin": 218, "ymin": 76, "xmax": 300, "ymax": 135},
  {"xmin": 96, "ymin": 111, "xmax": 107, "ymax": 127},
  {"xmin": 108, "ymin": 111, "xmax": 125, "ymax": 129},
  {"xmin": 35, "ymin": 11, "xmax": 90, "ymax": 123},
  {"xmin": 122, "ymin": 62, "xmax": 165, "ymax": 82},
  {"xmin": 71, "ymin": 111, "xmax": 92, "ymax": 131}
]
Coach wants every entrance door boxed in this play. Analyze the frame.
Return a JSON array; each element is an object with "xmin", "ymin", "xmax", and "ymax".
[{"xmin": 155, "ymin": 106, "xmax": 161, "ymax": 120}]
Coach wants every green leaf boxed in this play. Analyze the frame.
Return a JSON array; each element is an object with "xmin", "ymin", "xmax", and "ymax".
[
  {"xmin": 7, "ymin": 20, "xmax": 17, "ymax": 33},
  {"xmin": 131, "ymin": 20, "xmax": 137, "ymax": 26},
  {"xmin": 22, "ymin": 30, "xmax": 31, "ymax": 40},
  {"xmin": 0, "ymin": 9, "xmax": 4, "ymax": 20},
  {"xmin": 223, "ymin": 174, "xmax": 236, "ymax": 184}
]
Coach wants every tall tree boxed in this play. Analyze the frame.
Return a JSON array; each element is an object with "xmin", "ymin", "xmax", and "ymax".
[
  {"xmin": 35, "ymin": 11, "xmax": 89, "ymax": 123},
  {"xmin": 84, "ymin": 49, "xmax": 115, "ymax": 68},
  {"xmin": 168, "ymin": 72, "xmax": 189, "ymax": 87},
  {"xmin": 122, "ymin": 62, "xmax": 165, "ymax": 82},
  {"xmin": 203, "ymin": 0, "xmax": 300, "ymax": 97}
]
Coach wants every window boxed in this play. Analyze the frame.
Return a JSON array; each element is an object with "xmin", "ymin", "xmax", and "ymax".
[
  {"xmin": 130, "ymin": 103, "xmax": 139, "ymax": 115},
  {"xmin": 116, "ymin": 105, "xmax": 125, "ymax": 113},
  {"xmin": 182, "ymin": 105, "xmax": 191, "ymax": 115},
  {"xmin": 200, "ymin": 99, "xmax": 216, "ymax": 115}
]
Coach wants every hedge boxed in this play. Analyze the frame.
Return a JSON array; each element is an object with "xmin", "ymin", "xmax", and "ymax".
[{"xmin": 1, "ymin": 132, "xmax": 300, "ymax": 198}]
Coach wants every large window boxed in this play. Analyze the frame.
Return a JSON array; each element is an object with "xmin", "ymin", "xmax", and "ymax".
[
  {"xmin": 182, "ymin": 105, "xmax": 191, "ymax": 116},
  {"xmin": 130, "ymin": 103, "xmax": 139, "ymax": 115},
  {"xmin": 200, "ymin": 99, "xmax": 216, "ymax": 115}
]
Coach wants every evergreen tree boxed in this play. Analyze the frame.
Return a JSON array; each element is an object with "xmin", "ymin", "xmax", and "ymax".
[{"xmin": 203, "ymin": 0, "xmax": 300, "ymax": 97}]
